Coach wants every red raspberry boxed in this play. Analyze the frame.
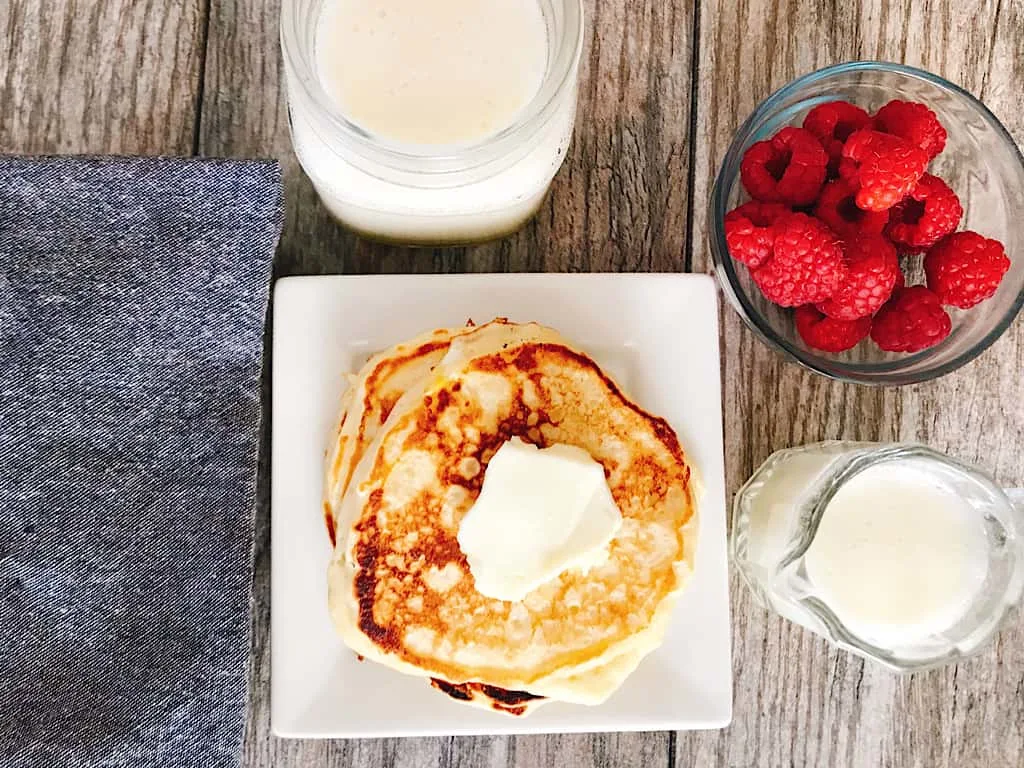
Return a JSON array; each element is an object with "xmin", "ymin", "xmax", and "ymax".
[
  {"xmin": 802, "ymin": 101, "xmax": 872, "ymax": 177},
  {"xmin": 813, "ymin": 178, "xmax": 889, "ymax": 239},
  {"xmin": 924, "ymin": 231, "xmax": 1011, "ymax": 309},
  {"xmin": 870, "ymin": 286, "xmax": 952, "ymax": 353},
  {"xmin": 841, "ymin": 129, "xmax": 929, "ymax": 212},
  {"xmin": 885, "ymin": 174, "xmax": 963, "ymax": 252},
  {"xmin": 837, "ymin": 157, "xmax": 860, "ymax": 184},
  {"xmin": 752, "ymin": 214, "xmax": 846, "ymax": 306},
  {"xmin": 724, "ymin": 201, "xmax": 792, "ymax": 268},
  {"xmin": 873, "ymin": 100, "xmax": 947, "ymax": 160},
  {"xmin": 795, "ymin": 305, "xmax": 871, "ymax": 352},
  {"xmin": 740, "ymin": 127, "xmax": 828, "ymax": 206},
  {"xmin": 817, "ymin": 234, "xmax": 900, "ymax": 320}
]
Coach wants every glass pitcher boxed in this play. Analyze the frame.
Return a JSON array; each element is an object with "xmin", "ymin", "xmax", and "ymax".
[{"xmin": 731, "ymin": 441, "xmax": 1024, "ymax": 671}]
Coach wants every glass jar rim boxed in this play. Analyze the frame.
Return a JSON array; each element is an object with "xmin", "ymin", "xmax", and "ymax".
[
  {"xmin": 708, "ymin": 61, "xmax": 1024, "ymax": 387},
  {"xmin": 280, "ymin": 0, "xmax": 585, "ymax": 174}
]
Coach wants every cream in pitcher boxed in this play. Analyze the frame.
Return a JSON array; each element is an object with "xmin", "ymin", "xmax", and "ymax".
[{"xmin": 732, "ymin": 442, "xmax": 1024, "ymax": 670}]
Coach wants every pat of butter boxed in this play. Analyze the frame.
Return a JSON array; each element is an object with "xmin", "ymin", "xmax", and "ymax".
[{"xmin": 456, "ymin": 437, "xmax": 623, "ymax": 601}]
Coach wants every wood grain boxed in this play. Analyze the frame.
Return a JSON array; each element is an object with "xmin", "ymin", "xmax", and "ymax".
[
  {"xmin": 0, "ymin": 0, "xmax": 205, "ymax": 154},
  {"xmin": 684, "ymin": 1, "xmax": 1024, "ymax": 767}
]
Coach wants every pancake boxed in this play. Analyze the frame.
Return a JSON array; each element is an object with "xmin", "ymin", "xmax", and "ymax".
[
  {"xmin": 324, "ymin": 324, "xmax": 479, "ymax": 546},
  {"xmin": 325, "ymin": 321, "xmax": 566, "ymax": 713},
  {"xmin": 428, "ymin": 678, "xmax": 545, "ymax": 716},
  {"xmin": 326, "ymin": 320, "xmax": 698, "ymax": 709}
]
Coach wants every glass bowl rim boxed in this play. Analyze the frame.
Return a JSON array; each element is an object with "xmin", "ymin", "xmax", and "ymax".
[{"xmin": 709, "ymin": 60, "xmax": 1024, "ymax": 387}]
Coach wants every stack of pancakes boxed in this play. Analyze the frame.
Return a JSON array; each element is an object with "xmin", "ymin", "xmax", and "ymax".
[{"xmin": 324, "ymin": 319, "xmax": 698, "ymax": 715}]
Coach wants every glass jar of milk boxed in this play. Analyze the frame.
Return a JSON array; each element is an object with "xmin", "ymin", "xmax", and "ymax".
[
  {"xmin": 732, "ymin": 442, "xmax": 1024, "ymax": 671},
  {"xmin": 281, "ymin": 0, "xmax": 584, "ymax": 245}
]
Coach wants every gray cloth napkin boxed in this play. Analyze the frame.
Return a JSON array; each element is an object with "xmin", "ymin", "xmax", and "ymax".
[{"xmin": 0, "ymin": 156, "xmax": 282, "ymax": 768}]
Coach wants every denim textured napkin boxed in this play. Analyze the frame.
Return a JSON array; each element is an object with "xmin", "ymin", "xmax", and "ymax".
[{"xmin": 0, "ymin": 156, "xmax": 282, "ymax": 768}]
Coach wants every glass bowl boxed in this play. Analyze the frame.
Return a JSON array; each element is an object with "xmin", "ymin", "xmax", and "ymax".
[{"xmin": 710, "ymin": 62, "xmax": 1024, "ymax": 386}]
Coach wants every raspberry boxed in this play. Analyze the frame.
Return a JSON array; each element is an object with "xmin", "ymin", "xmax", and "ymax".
[
  {"xmin": 813, "ymin": 178, "xmax": 889, "ymax": 239},
  {"xmin": 873, "ymin": 100, "xmax": 948, "ymax": 160},
  {"xmin": 802, "ymin": 101, "xmax": 872, "ymax": 177},
  {"xmin": 841, "ymin": 129, "xmax": 929, "ymax": 212},
  {"xmin": 795, "ymin": 305, "xmax": 871, "ymax": 352},
  {"xmin": 924, "ymin": 231, "xmax": 1010, "ymax": 309},
  {"xmin": 740, "ymin": 127, "xmax": 828, "ymax": 206},
  {"xmin": 724, "ymin": 201, "xmax": 792, "ymax": 268},
  {"xmin": 817, "ymin": 234, "xmax": 900, "ymax": 320},
  {"xmin": 752, "ymin": 214, "xmax": 846, "ymax": 306},
  {"xmin": 870, "ymin": 286, "xmax": 952, "ymax": 353},
  {"xmin": 885, "ymin": 174, "xmax": 963, "ymax": 252},
  {"xmin": 837, "ymin": 157, "xmax": 859, "ymax": 182}
]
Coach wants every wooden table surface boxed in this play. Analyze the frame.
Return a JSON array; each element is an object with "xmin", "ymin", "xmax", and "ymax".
[{"xmin": 4, "ymin": 1, "xmax": 1023, "ymax": 766}]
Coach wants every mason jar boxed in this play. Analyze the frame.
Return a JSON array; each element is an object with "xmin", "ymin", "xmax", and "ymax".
[{"xmin": 280, "ymin": 0, "xmax": 584, "ymax": 245}]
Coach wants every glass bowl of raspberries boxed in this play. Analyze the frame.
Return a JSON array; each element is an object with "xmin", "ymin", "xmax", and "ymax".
[{"xmin": 710, "ymin": 61, "xmax": 1024, "ymax": 385}]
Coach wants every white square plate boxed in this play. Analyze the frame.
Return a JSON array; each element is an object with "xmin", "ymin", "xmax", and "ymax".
[{"xmin": 271, "ymin": 273, "xmax": 732, "ymax": 738}]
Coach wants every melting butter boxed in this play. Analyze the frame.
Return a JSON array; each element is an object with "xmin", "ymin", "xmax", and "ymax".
[{"xmin": 456, "ymin": 438, "xmax": 623, "ymax": 602}]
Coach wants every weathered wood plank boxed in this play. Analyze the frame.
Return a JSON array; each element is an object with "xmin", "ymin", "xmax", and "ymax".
[
  {"xmin": 0, "ymin": 0, "xmax": 205, "ymax": 154},
  {"xmin": 248, "ymin": 731, "xmax": 669, "ymax": 768},
  {"xmin": 684, "ymin": 1, "xmax": 1024, "ymax": 767}
]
